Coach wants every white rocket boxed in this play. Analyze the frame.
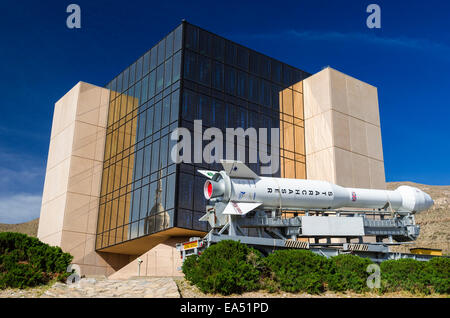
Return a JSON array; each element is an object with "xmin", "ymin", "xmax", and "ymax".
[{"xmin": 199, "ymin": 160, "xmax": 433, "ymax": 216}]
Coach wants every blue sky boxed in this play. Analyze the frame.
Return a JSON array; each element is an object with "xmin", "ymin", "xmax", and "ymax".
[{"xmin": 0, "ymin": 0, "xmax": 449, "ymax": 223}]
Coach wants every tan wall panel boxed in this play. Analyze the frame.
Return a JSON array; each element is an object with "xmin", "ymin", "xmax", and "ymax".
[
  {"xmin": 282, "ymin": 89, "xmax": 293, "ymax": 116},
  {"xmin": 303, "ymin": 67, "xmax": 385, "ymax": 189},
  {"xmin": 295, "ymin": 161, "xmax": 306, "ymax": 179},
  {"xmin": 283, "ymin": 158, "xmax": 296, "ymax": 178},
  {"xmin": 294, "ymin": 125, "xmax": 305, "ymax": 155},
  {"xmin": 293, "ymin": 91, "xmax": 304, "ymax": 119},
  {"xmin": 37, "ymin": 82, "xmax": 133, "ymax": 276}
]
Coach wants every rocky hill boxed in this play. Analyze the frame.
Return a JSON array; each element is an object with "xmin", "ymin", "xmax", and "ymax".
[{"xmin": 0, "ymin": 218, "xmax": 39, "ymax": 237}]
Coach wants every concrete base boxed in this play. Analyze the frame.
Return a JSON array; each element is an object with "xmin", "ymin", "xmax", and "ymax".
[{"xmin": 108, "ymin": 237, "xmax": 189, "ymax": 279}]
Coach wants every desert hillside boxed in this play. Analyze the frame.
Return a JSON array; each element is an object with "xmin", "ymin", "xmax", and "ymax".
[
  {"xmin": 0, "ymin": 218, "xmax": 39, "ymax": 237},
  {"xmin": 0, "ymin": 182, "xmax": 448, "ymax": 254}
]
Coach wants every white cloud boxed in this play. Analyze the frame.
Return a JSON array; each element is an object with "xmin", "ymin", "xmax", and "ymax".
[
  {"xmin": 0, "ymin": 194, "xmax": 42, "ymax": 224},
  {"xmin": 285, "ymin": 30, "xmax": 449, "ymax": 51},
  {"xmin": 232, "ymin": 29, "xmax": 450, "ymax": 53}
]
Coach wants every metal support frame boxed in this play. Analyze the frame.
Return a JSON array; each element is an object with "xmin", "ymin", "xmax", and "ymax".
[{"xmin": 176, "ymin": 207, "xmax": 444, "ymax": 263}]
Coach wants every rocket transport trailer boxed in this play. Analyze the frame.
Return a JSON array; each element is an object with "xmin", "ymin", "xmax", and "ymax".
[{"xmin": 176, "ymin": 160, "xmax": 442, "ymax": 263}]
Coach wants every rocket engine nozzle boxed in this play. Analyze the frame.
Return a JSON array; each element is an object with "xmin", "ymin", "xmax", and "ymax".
[{"xmin": 204, "ymin": 179, "xmax": 225, "ymax": 200}]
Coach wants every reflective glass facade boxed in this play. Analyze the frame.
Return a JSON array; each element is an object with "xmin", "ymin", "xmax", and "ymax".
[
  {"xmin": 96, "ymin": 25, "xmax": 182, "ymax": 250},
  {"xmin": 96, "ymin": 22, "xmax": 310, "ymax": 250}
]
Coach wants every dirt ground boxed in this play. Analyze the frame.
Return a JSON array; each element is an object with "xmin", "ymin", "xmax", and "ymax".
[{"xmin": 173, "ymin": 277, "xmax": 448, "ymax": 298}]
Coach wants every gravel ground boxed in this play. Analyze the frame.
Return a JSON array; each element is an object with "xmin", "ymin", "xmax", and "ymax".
[
  {"xmin": 173, "ymin": 277, "xmax": 448, "ymax": 298},
  {"xmin": 0, "ymin": 277, "xmax": 180, "ymax": 298}
]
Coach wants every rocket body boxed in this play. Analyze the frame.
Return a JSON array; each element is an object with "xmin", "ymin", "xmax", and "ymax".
[{"xmin": 201, "ymin": 161, "xmax": 433, "ymax": 215}]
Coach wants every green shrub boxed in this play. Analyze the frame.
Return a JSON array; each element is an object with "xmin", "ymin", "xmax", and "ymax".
[
  {"xmin": 380, "ymin": 258, "xmax": 428, "ymax": 294},
  {"xmin": 327, "ymin": 254, "xmax": 374, "ymax": 293},
  {"xmin": 422, "ymin": 257, "xmax": 450, "ymax": 294},
  {"xmin": 0, "ymin": 232, "xmax": 73, "ymax": 289},
  {"xmin": 263, "ymin": 249, "xmax": 331, "ymax": 294},
  {"xmin": 181, "ymin": 239, "xmax": 450, "ymax": 296},
  {"xmin": 181, "ymin": 240, "xmax": 262, "ymax": 295}
]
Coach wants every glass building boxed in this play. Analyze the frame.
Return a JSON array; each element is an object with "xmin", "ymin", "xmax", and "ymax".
[{"xmin": 96, "ymin": 21, "xmax": 310, "ymax": 251}]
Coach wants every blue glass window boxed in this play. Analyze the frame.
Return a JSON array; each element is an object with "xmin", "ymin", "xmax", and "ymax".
[
  {"xmin": 150, "ymin": 46, "xmax": 157, "ymax": 71},
  {"xmin": 224, "ymin": 66, "xmax": 236, "ymax": 95},
  {"xmin": 162, "ymin": 96, "xmax": 171, "ymax": 127},
  {"xmin": 151, "ymin": 140, "xmax": 160, "ymax": 172},
  {"xmin": 174, "ymin": 24, "xmax": 182, "ymax": 52},
  {"xmin": 143, "ymin": 51, "xmax": 150, "ymax": 76},
  {"xmin": 165, "ymin": 32, "xmax": 173, "ymax": 60},
  {"xmin": 170, "ymin": 89, "xmax": 179, "ymax": 123},
  {"xmin": 212, "ymin": 61, "xmax": 224, "ymax": 90},
  {"xmin": 129, "ymin": 63, "xmax": 136, "ymax": 86},
  {"xmin": 172, "ymin": 51, "xmax": 181, "ymax": 83},
  {"xmin": 185, "ymin": 24, "xmax": 198, "ymax": 50},
  {"xmin": 156, "ymin": 64, "xmax": 164, "ymax": 94},
  {"xmin": 157, "ymin": 40, "xmax": 165, "ymax": 65},
  {"xmin": 237, "ymin": 71, "xmax": 247, "ymax": 99},
  {"xmin": 184, "ymin": 50, "xmax": 197, "ymax": 82},
  {"xmin": 212, "ymin": 36, "xmax": 224, "ymax": 61},
  {"xmin": 143, "ymin": 146, "xmax": 151, "ymax": 177},
  {"xmin": 198, "ymin": 55, "xmax": 210, "ymax": 86},
  {"xmin": 153, "ymin": 101, "xmax": 162, "ymax": 132},
  {"xmin": 136, "ymin": 57, "xmax": 143, "ymax": 81},
  {"xmin": 148, "ymin": 70, "xmax": 156, "ymax": 98},
  {"xmin": 164, "ymin": 58, "xmax": 172, "ymax": 88}
]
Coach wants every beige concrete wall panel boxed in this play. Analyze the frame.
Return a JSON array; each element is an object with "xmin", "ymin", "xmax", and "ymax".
[
  {"xmin": 329, "ymin": 68, "xmax": 349, "ymax": 114},
  {"xmin": 304, "ymin": 110, "xmax": 333, "ymax": 155},
  {"xmin": 349, "ymin": 117, "xmax": 368, "ymax": 155},
  {"xmin": 67, "ymin": 156, "xmax": 94, "ymax": 196},
  {"xmin": 83, "ymin": 234, "xmax": 98, "ymax": 266},
  {"xmin": 94, "ymin": 127, "xmax": 107, "ymax": 162},
  {"xmin": 333, "ymin": 147, "xmax": 354, "ymax": 187},
  {"xmin": 331, "ymin": 110, "xmax": 351, "ymax": 151},
  {"xmin": 346, "ymin": 76, "xmax": 365, "ymax": 121},
  {"xmin": 351, "ymin": 153, "xmax": 371, "ymax": 189},
  {"xmin": 51, "ymin": 83, "xmax": 80, "ymax": 136},
  {"xmin": 360, "ymin": 83, "xmax": 380, "ymax": 126},
  {"xmin": 60, "ymin": 231, "xmax": 87, "ymax": 264},
  {"xmin": 46, "ymin": 123, "xmax": 75, "ymax": 170},
  {"xmin": 37, "ymin": 231, "xmax": 63, "ymax": 248},
  {"xmin": 369, "ymin": 158, "xmax": 386, "ymax": 190},
  {"xmin": 41, "ymin": 158, "xmax": 71, "ymax": 204},
  {"xmin": 303, "ymin": 67, "xmax": 385, "ymax": 188},
  {"xmin": 306, "ymin": 148, "xmax": 335, "ymax": 183},
  {"xmin": 303, "ymin": 69, "xmax": 331, "ymax": 119},
  {"xmin": 71, "ymin": 121, "xmax": 99, "ymax": 160},
  {"xmin": 37, "ymin": 194, "xmax": 67, "ymax": 239},
  {"xmin": 365, "ymin": 123, "xmax": 384, "ymax": 161},
  {"xmin": 63, "ymin": 192, "xmax": 91, "ymax": 233},
  {"xmin": 38, "ymin": 81, "xmax": 112, "ymax": 276}
]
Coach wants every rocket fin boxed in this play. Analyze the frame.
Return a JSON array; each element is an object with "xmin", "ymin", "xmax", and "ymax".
[
  {"xmin": 197, "ymin": 170, "xmax": 218, "ymax": 179},
  {"xmin": 222, "ymin": 201, "xmax": 262, "ymax": 215},
  {"xmin": 220, "ymin": 160, "xmax": 259, "ymax": 179}
]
